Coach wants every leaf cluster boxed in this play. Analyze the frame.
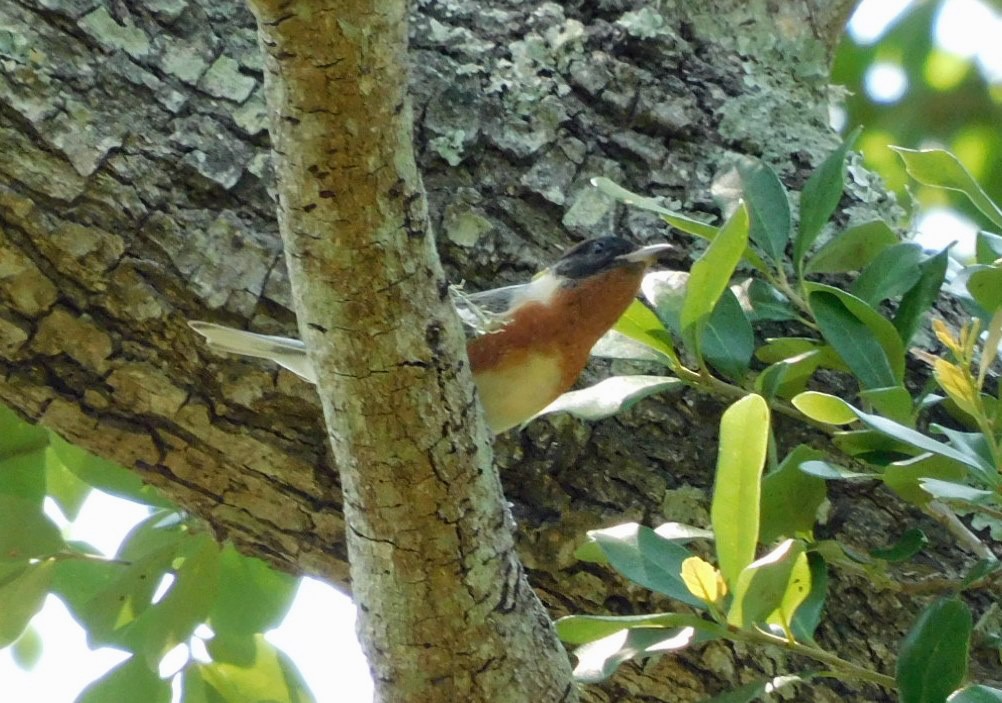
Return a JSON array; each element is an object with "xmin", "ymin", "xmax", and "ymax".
[
  {"xmin": 553, "ymin": 141, "xmax": 1002, "ymax": 702},
  {"xmin": 0, "ymin": 405, "xmax": 310, "ymax": 703}
]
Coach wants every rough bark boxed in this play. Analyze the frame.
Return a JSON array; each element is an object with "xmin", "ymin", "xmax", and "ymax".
[
  {"xmin": 0, "ymin": 0, "xmax": 992, "ymax": 701},
  {"xmin": 243, "ymin": 0, "xmax": 574, "ymax": 699}
]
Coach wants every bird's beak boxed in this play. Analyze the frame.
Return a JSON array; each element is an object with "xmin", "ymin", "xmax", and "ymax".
[{"xmin": 617, "ymin": 243, "xmax": 674, "ymax": 264}]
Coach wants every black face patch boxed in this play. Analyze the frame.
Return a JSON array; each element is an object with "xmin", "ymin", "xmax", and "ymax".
[{"xmin": 551, "ymin": 237, "xmax": 637, "ymax": 280}]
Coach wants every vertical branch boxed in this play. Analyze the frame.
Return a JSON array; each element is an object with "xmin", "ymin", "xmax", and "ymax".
[{"xmin": 244, "ymin": 0, "xmax": 576, "ymax": 700}]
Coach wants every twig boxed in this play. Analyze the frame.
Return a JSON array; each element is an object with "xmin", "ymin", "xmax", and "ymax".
[
  {"xmin": 726, "ymin": 625, "xmax": 897, "ymax": 690},
  {"xmin": 924, "ymin": 501, "xmax": 995, "ymax": 560}
]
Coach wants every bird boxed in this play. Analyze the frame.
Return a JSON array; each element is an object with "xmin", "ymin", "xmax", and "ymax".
[{"xmin": 189, "ymin": 236, "xmax": 672, "ymax": 433}]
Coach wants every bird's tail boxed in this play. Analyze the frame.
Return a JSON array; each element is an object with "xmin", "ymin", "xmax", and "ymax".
[{"xmin": 187, "ymin": 321, "xmax": 316, "ymax": 383}]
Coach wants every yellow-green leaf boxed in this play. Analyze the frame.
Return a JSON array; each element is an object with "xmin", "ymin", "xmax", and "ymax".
[
  {"xmin": 727, "ymin": 539, "xmax": 805, "ymax": 630},
  {"xmin": 712, "ymin": 394, "xmax": 770, "ymax": 587},
  {"xmin": 792, "ymin": 392, "xmax": 856, "ymax": 425},
  {"xmin": 767, "ymin": 548, "xmax": 811, "ymax": 636},
  {"xmin": 933, "ymin": 359, "xmax": 980, "ymax": 419},
  {"xmin": 680, "ymin": 556, "xmax": 725, "ymax": 605}
]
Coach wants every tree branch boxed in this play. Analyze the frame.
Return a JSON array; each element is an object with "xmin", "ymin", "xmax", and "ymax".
[{"xmin": 245, "ymin": 0, "xmax": 575, "ymax": 699}]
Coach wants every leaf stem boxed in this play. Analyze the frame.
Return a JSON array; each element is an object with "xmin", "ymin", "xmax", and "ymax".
[
  {"xmin": 770, "ymin": 268, "xmax": 813, "ymax": 319},
  {"xmin": 728, "ymin": 625, "xmax": 897, "ymax": 690},
  {"xmin": 672, "ymin": 365, "xmax": 834, "ymax": 432}
]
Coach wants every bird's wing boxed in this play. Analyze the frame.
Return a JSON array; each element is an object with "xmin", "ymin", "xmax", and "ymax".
[
  {"xmin": 450, "ymin": 283, "xmax": 526, "ymax": 335},
  {"xmin": 190, "ymin": 281, "xmax": 534, "ymax": 375},
  {"xmin": 187, "ymin": 321, "xmax": 316, "ymax": 382}
]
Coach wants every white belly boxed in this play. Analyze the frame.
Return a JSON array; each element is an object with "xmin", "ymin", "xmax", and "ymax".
[{"xmin": 474, "ymin": 352, "xmax": 563, "ymax": 432}]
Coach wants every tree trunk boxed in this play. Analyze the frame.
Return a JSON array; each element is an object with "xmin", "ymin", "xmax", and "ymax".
[
  {"xmin": 242, "ymin": 0, "xmax": 574, "ymax": 699},
  {"xmin": 0, "ymin": 0, "xmax": 978, "ymax": 700}
]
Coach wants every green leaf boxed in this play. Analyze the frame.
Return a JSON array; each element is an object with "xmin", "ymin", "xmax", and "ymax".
[
  {"xmin": 919, "ymin": 479, "xmax": 994, "ymax": 505},
  {"xmin": 180, "ymin": 666, "xmax": 215, "ymax": 703},
  {"xmin": 976, "ymin": 231, "xmax": 1002, "ymax": 265},
  {"xmin": 755, "ymin": 361, "xmax": 791, "ymax": 400},
  {"xmin": 949, "ymin": 686, "xmax": 1002, "ymax": 703},
  {"xmin": 701, "ymin": 289, "xmax": 754, "ymax": 381},
  {"xmin": 0, "ymin": 449, "xmax": 47, "ymax": 505},
  {"xmin": 612, "ymin": 299, "xmax": 676, "ymax": 360},
  {"xmin": 894, "ymin": 247, "xmax": 950, "ymax": 345},
  {"xmin": 590, "ymin": 177, "xmax": 718, "ymax": 239},
  {"xmin": 832, "ymin": 429, "xmax": 913, "ymax": 460},
  {"xmin": 746, "ymin": 280, "xmax": 797, "ymax": 322},
  {"xmin": 78, "ymin": 542, "xmax": 181, "ymax": 649},
  {"xmin": 883, "ymin": 454, "xmax": 968, "ymax": 506},
  {"xmin": 727, "ymin": 539, "xmax": 806, "ymax": 629},
  {"xmin": 756, "ymin": 337, "xmax": 821, "ymax": 363},
  {"xmin": 967, "ymin": 265, "xmax": 1002, "ymax": 313},
  {"xmin": 11, "ymin": 624, "xmax": 43, "ymax": 670},
  {"xmin": 712, "ymin": 394, "xmax": 769, "ymax": 587},
  {"xmin": 586, "ymin": 523, "xmax": 703, "ymax": 607},
  {"xmin": 198, "ymin": 634, "xmax": 313, "ymax": 703},
  {"xmin": 556, "ymin": 612, "xmax": 713, "ymax": 646},
  {"xmin": 790, "ymin": 552, "xmax": 827, "ymax": 642},
  {"xmin": 766, "ymin": 547, "xmax": 812, "ymax": 635},
  {"xmin": 760, "ymin": 446, "xmax": 826, "ymax": 543},
  {"xmin": 798, "ymin": 461, "xmax": 874, "ymax": 481},
  {"xmin": 961, "ymin": 559, "xmax": 1001, "ymax": 590},
  {"xmin": 572, "ymin": 626, "xmax": 701, "ymax": 683},
  {"xmin": 44, "ymin": 448, "xmax": 92, "ymax": 521},
  {"xmin": 117, "ymin": 510, "xmax": 184, "ymax": 562},
  {"xmin": 573, "ymin": 539, "xmax": 608, "ymax": 565},
  {"xmin": 852, "ymin": 410, "xmax": 996, "ymax": 486},
  {"xmin": 805, "ymin": 220, "xmax": 898, "ymax": 274},
  {"xmin": 795, "ymin": 127, "xmax": 861, "ymax": 267},
  {"xmin": 859, "ymin": 386, "xmax": 914, "ymax": 425},
  {"xmin": 0, "ymin": 404, "xmax": 50, "ymax": 457},
  {"xmin": 0, "ymin": 494, "xmax": 65, "ymax": 561},
  {"xmin": 792, "ymin": 391, "xmax": 856, "ymax": 425},
  {"xmin": 808, "ymin": 286, "xmax": 903, "ymax": 388},
  {"xmin": 681, "ymin": 204, "xmax": 750, "ymax": 354},
  {"xmin": 125, "ymin": 533, "xmax": 221, "ymax": 666},
  {"xmin": 592, "ymin": 330, "xmax": 666, "ymax": 363},
  {"xmin": 49, "ymin": 433, "xmax": 171, "ymax": 508},
  {"xmin": 755, "ymin": 353, "xmax": 824, "ymax": 400},
  {"xmin": 590, "ymin": 177, "xmax": 769, "ymax": 273},
  {"xmin": 654, "ymin": 522, "xmax": 715, "ymax": 542},
  {"xmin": 809, "ymin": 284, "xmax": 907, "ymax": 378},
  {"xmin": 892, "ymin": 147, "xmax": 1002, "ymax": 230},
  {"xmin": 638, "ymin": 270, "xmax": 688, "ymax": 335},
  {"xmin": 896, "ymin": 597, "xmax": 972, "ymax": 703},
  {"xmin": 0, "ymin": 405, "xmax": 50, "ymax": 504},
  {"xmin": 736, "ymin": 157, "xmax": 791, "ymax": 262},
  {"xmin": 0, "ymin": 560, "xmax": 54, "ymax": 647},
  {"xmin": 933, "ymin": 425, "xmax": 997, "ymax": 473},
  {"xmin": 870, "ymin": 528, "xmax": 928, "ymax": 562},
  {"xmin": 536, "ymin": 376, "xmax": 682, "ymax": 422},
  {"xmin": 851, "ymin": 242, "xmax": 925, "ymax": 305},
  {"xmin": 75, "ymin": 655, "xmax": 172, "ymax": 703},
  {"xmin": 210, "ymin": 545, "xmax": 297, "ymax": 637},
  {"xmin": 51, "ymin": 558, "xmax": 120, "ymax": 623}
]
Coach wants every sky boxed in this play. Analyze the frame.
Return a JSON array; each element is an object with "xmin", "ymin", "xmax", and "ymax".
[{"xmin": 1, "ymin": 1, "xmax": 1000, "ymax": 701}]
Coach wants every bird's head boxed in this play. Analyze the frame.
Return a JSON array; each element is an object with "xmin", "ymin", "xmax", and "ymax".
[
  {"xmin": 512, "ymin": 236, "xmax": 673, "ymax": 309},
  {"xmin": 551, "ymin": 236, "xmax": 673, "ymax": 280}
]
